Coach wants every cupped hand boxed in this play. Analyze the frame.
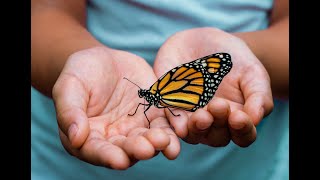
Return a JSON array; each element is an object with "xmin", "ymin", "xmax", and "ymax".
[
  {"xmin": 52, "ymin": 47, "xmax": 180, "ymax": 169},
  {"xmin": 153, "ymin": 28, "xmax": 274, "ymax": 147}
]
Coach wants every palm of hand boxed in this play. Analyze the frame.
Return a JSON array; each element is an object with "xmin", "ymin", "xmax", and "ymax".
[
  {"xmin": 53, "ymin": 47, "xmax": 179, "ymax": 169},
  {"xmin": 153, "ymin": 28, "xmax": 273, "ymax": 147}
]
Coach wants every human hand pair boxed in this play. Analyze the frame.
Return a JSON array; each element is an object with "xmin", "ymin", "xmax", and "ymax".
[{"xmin": 52, "ymin": 28, "xmax": 273, "ymax": 169}]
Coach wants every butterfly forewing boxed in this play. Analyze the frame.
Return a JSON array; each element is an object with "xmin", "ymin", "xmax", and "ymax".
[{"xmin": 149, "ymin": 53, "xmax": 232, "ymax": 112}]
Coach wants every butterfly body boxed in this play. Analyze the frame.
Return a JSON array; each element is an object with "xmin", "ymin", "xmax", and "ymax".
[
  {"xmin": 137, "ymin": 89, "xmax": 161, "ymax": 107},
  {"xmin": 126, "ymin": 53, "xmax": 232, "ymax": 127}
]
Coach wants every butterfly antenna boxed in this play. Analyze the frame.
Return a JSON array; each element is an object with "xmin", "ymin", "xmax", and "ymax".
[{"xmin": 123, "ymin": 77, "xmax": 142, "ymax": 89}]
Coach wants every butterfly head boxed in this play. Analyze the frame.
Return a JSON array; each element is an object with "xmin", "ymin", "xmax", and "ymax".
[
  {"xmin": 123, "ymin": 77, "xmax": 151, "ymax": 99},
  {"xmin": 138, "ymin": 89, "xmax": 147, "ymax": 98}
]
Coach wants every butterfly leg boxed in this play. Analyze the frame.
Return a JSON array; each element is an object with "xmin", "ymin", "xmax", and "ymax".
[
  {"xmin": 156, "ymin": 105, "xmax": 181, "ymax": 117},
  {"xmin": 128, "ymin": 103, "xmax": 149, "ymax": 116},
  {"xmin": 144, "ymin": 105, "xmax": 152, "ymax": 128},
  {"xmin": 167, "ymin": 108, "xmax": 181, "ymax": 117}
]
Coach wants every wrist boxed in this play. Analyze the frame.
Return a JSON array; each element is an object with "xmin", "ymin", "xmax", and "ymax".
[
  {"xmin": 32, "ymin": 33, "xmax": 105, "ymax": 97},
  {"xmin": 31, "ymin": 8, "xmax": 105, "ymax": 97},
  {"xmin": 232, "ymin": 28, "xmax": 288, "ymax": 99},
  {"xmin": 231, "ymin": 31, "xmax": 266, "ymax": 62}
]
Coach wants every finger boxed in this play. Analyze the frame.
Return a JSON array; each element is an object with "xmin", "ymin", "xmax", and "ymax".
[
  {"xmin": 165, "ymin": 109, "xmax": 189, "ymax": 138},
  {"xmin": 122, "ymin": 135, "xmax": 156, "ymax": 160},
  {"xmin": 205, "ymin": 126, "xmax": 231, "ymax": 147},
  {"xmin": 115, "ymin": 127, "xmax": 155, "ymax": 160},
  {"xmin": 186, "ymin": 109, "xmax": 214, "ymax": 144},
  {"xmin": 107, "ymin": 135, "xmax": 127, "ymax": 148},
  {"xmin": 240, "ymin": 70, "xmax": 274, "ymax": 125},
  {"xmin": 58, "ymin": 128, "xmax": 81, "ymax": 157},
  {"xmin": 127, "ymin": 127, "xmax": 170, "ymax": 151},
  {"xmin": 107, "ymin": 134, "xmax": 142, "ymax": 167},
  {"xmin": 79, "ymin": 130, "xmax": 131, "ymax": 170},
  {"xmin": 205, "ymin": 98, "xmax": 231, "ymax": 147},
  {"xmin": 207, "ymin": 97, "xmax": 230, "ymax": 127},
  {"xmin": 109, "ymin": 120, "xmax": 173, "ymax": 161},
  {"xmin": 151, "ymin": 117, "xmax": 180, "ymax": 160},
  {"xmin": 243, "ymin": 93, "xmax": 274, "ymax": 125},
  {"xmin": 52, "ymin": 74, "xmax": 90, "ymax": 148},
  {"xmin": 228, "ymin": 110, "xmax": 256, "ymax": 147},
  {"xmin": 144, "ymin": 128, "xmax": 170, "ymax": 150}
]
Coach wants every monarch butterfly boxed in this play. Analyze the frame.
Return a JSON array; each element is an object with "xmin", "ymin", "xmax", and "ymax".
[{"xmin": 124, "ymin": 53, "xmax": 232, "ymax": 128}]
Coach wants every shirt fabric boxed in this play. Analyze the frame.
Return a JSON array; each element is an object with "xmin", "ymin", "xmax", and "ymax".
[{"xmin": 31, "ymin": 1, "xmax": 289, "ymax": 179}]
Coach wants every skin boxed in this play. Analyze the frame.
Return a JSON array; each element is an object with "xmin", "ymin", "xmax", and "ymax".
[
  {"xmin": 53, "ymin": 47, "xmax": 180, "ymax": 169},
  {"xmin": 32, "ymin": 0, "xmax": 180, "ymax": 169},
  {"xmin": 153, "ymin": 0, "xmax": 288, "ymax": 147},
  {"xmin": 31, "ymin": 0, "xmax": 288, "ymax": 169},
  {"xmin": 154, "ymin": 28, "xmax": 273, "ymax": 147}
]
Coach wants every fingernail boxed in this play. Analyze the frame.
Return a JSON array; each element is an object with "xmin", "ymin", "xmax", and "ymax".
[{"xmin": 68, "ymin": 123, "xmax": 78, "ymax": 142}]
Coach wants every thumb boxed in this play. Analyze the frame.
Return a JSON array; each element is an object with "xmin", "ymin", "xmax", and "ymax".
[
  {"xmin": 52, "ymin": 74, "xmax": 90, "ymax": 148},
  {"xmin": 240, "ymin": 69, "xmax": 274, "ymax": 125}
]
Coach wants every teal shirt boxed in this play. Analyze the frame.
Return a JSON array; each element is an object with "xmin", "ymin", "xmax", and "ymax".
[{"xmin": 32, "ymin": 1, "xmax": 288, "ymax": 179}]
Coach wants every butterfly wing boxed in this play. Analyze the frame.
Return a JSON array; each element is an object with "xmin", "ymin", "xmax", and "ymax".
[
  {"xmin": 151, "ymin": 53, "xmax": 232, "ymax": 112},
  {"xmin": 198, "ymin": 52, "xmax": 232, "ymax": 78}
]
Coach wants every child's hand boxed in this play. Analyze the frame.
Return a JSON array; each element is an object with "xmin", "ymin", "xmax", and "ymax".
[
  {"xmin": 52, "ymin": 47, "xmax": 180, "ymax": 169},
  {"xmin": 153, "ymin": 28, "xmax": 274, "ymax": 147}
]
